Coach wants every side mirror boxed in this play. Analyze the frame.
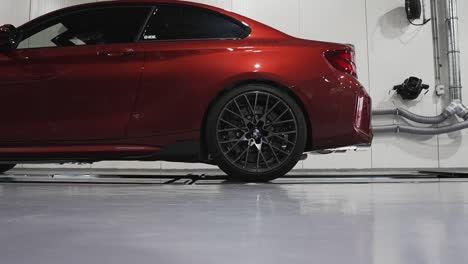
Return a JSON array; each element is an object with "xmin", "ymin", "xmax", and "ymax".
[{"xmin": 0, "ymin": 24, "xmax": 19, "ymax": 53}]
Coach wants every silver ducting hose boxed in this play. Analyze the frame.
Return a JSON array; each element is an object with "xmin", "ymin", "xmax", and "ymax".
[
  {"xmin": 373, "ymin": 108, "xmax": 451, "ymax": 124},
  {"xmin": 373, "ymin": 120, "xmax": 468, "ymax": 135}
]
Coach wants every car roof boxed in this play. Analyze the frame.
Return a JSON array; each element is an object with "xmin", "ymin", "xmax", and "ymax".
[
  {"xmin": 79, "ymin": 0, "xmax": 233, "ymax": 19},
  {"xmin": 113, "ymin": 0, "xmax": 222, "ymax": 8}
]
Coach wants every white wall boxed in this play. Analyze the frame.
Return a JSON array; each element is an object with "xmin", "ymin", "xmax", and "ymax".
[
  {"xmin": 0, "ymin": 0, "xmax": 30, "ymax": 26},
  {"xmin": 1, "ymin": 0, "xmax": 467, "ymax": 171}
]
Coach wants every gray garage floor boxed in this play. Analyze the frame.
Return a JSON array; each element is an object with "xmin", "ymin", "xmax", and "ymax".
[{"xmin": 1, "ymin": 175, "xmax": 468, "ymax": 264}]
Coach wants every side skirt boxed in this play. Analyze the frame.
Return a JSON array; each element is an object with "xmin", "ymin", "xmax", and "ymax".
[
  {"xmin": 0, "ymin": 145, "xmax": 161, "ymax": 163},
  {"xmin": 0, "ymin": 141, "xmax": 211, "ymax": 164}
]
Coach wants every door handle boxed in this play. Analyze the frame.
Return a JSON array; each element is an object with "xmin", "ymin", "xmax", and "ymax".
[{"xmin": 98, "ymin": 49, "xmax": 135, "ymax": 57}]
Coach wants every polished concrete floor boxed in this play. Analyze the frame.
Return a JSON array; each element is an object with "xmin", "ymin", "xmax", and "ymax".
[{"xmin": 1, "ymin": 179, "xmax": 468, "ymax": 264}]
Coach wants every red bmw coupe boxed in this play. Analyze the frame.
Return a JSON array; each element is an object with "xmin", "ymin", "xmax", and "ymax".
[{"xmin": 0, "ymin": 0, "xmax": 372, "ymax": 182}]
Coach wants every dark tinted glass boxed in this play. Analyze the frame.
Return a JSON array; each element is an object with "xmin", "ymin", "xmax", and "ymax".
[
  {"xmin": 141, "ymin": 5, "xmax": 249, "ymax": 41},
  {"xmin": 59, "ymin": 7, "xmax": 151, "ymax": 44},
  {"xmin": 19, "ymin": 6, "xmax": 151, "ymax": 48}
]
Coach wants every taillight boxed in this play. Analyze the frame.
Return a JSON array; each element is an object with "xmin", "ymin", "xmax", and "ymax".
[{"xmin": 325, "ymin": 49, "xmax": 358, "ymax": 78}]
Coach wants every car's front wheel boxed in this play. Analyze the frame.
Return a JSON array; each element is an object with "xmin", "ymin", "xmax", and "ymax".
[
  {"xmin": 0, "ymin": 164, "xmax": 16, "ymax": 174},
  {"xmin": 206, "ymin": 84, "xmax": 307, "ymax": 182}
]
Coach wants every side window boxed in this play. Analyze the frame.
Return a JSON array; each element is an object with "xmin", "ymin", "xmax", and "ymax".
[
  {"xmin": 141, "ymin": 5, "xmax": 250, "ymax": 41},
  {"xmin": 18, "ymin": 6, "xmax": 151, "ymax": 49}
]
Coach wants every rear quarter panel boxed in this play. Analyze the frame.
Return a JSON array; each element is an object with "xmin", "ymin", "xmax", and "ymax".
[{"xmin": 128, "ymin": 38, "xmax": 368, "ymax": 149}]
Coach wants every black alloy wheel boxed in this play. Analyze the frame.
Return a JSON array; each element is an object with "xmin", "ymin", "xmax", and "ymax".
[{"xmin": 206, "ymin": 84, "xmax": 307, "ymax": 182}]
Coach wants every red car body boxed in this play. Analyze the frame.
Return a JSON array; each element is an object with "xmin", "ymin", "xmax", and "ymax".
[{"xmin": 0, "ymin": 0, "xmax": 372, "ymax": 164}]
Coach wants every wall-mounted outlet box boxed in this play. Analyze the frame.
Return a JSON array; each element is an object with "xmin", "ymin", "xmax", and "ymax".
[{"xmin": 435, "ymin": 84, "xmax": 446, "ymax": 96}]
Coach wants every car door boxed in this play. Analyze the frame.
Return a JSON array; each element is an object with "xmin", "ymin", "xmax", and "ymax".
[
  {"xmin": 0, "ymin": 49, "xmax": 55, "ymax": 142},
  {"xmin": 0, "ymin": 5, "xmax": 152, "ymax": 143}
]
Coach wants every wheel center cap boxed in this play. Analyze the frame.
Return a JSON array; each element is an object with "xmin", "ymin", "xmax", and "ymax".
[{"xmin": 252, "ymin": 128, "xmax": 262, "ymax": 139}]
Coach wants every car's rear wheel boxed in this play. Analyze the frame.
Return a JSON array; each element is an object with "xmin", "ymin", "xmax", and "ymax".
[
  {"xmin": 0, "ymin": 164, "xmax": 16, "ymax": 174},
  {"xmin": 206, "ymin": 84, "xmax": 307, "ymax": 182}
]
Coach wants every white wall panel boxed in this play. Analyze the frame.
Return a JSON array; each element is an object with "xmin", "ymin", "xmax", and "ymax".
[
  {"xmin": 0, "ymin": 0, "xmax": 30, "ymax": 26},
  {"xmin": 30, "ymin": 0, "xmax": 97, "ymax": 19}
]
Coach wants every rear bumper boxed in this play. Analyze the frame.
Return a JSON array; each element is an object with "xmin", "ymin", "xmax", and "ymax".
[
  {"xmin": 295, "ymin": 73, "xmax": 373, "ymax": 150},
  {"xmin": 321, "ymin": 91, "xmax": 373, "ymax": 149},
  {"xmin": 352, "ymin": 94, "xmax": 373, "ymax": 145}
]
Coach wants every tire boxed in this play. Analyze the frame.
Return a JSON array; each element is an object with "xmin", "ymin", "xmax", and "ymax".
[
  {"xmin": 0, "ymin": 164, "xmax": 16, "ymax": 174},
  {"xmin": 206, "ymin": 84, "xmax": 307, "ymax": 182}
]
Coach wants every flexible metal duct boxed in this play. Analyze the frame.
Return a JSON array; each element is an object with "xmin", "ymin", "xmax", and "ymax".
[
  {"xmin": 373, "ymin": 108, "xmax": 450, "ymax": 124},
  {"xmin": 374, "ymin": 120, "xmax": 468, "ymax": 135}
]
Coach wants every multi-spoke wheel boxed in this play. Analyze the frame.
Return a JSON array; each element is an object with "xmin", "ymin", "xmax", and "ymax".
[
  {"xmin": 0, "ymin": 164, "xmax": 16, "ymax": 174},
  {"xmin": 206, "ymin": 84, "xmax": 307, "ymax": 182}
]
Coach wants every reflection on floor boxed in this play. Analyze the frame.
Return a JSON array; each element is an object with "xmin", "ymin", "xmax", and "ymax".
[
  {"xmin": 2, "ymin": 168, "xmax": 466, "ymax": 185},
  {"xmin": 1, "ymin": 173, "xmax": 467, "ymax": 264}
]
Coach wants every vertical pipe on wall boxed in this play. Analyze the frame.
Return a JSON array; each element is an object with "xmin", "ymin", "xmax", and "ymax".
[
  {"xmin": 430, "ymin": 0, "xmax": 441, "ymax": 85},
  {"xmin": 445, "ymin": 0, "xmax": 463, "ymax": 102}
]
